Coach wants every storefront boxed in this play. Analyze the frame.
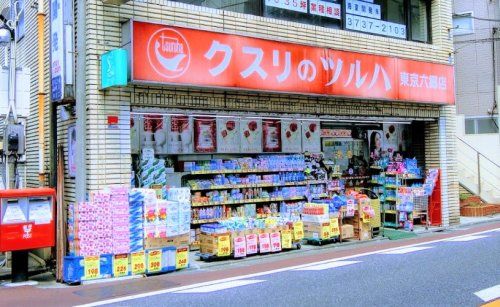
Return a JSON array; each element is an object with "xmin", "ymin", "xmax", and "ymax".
[{"xmin": 62, "ymin": 0, "xmax": 458, "ymax": 283}]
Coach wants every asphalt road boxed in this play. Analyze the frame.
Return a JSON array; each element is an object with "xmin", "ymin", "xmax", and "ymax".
[{"xmin": 100, "ymin": 228, "xmax": 500, "ymax": 307}]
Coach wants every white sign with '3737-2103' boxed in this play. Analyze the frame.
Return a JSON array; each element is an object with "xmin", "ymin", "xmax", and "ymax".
[
  {"xmin": 265, "ymin": 0, "xmax": 308, "ymax": 13},
  {"xmin": 346, "ymin": 14, "xmax": 407, "ymax": 39}
]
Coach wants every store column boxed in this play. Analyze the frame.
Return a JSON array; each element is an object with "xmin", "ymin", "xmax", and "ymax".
[{"xmin": 438, "ymin": 105, "xmax": 460, "ymax": 226}]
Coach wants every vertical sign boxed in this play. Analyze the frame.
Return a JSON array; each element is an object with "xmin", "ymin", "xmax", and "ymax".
[
  {"xmin": 50, "ymin": 0, "xmax": 64, "ymax": 101},
  {"xmin": 302, "ymin": 121, "xmax": 321, "ymax": 153},
  {"xmin": 281, "ymin": 120, "xmax": 302, "ymax": 153},
  {"xmin": 240, "ymin": 118, "xmax": 262, "ymax": 153},
  {"xmin": 67, "ymin": 125, "xmax": 76, "ymax": 178},
  {"xmin": 217, "ymin": 117, "xmax": 240, "ymax": 153}
]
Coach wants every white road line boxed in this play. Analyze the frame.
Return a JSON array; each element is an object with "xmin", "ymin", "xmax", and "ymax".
[
  {"xmin": 173, "ymin": 280, "xmax": 265, "ymax": 293},
  {"xmin": 379, "ymin": 246, "xmax": 433, "ymax": 254},
  {"xmin": 75, "ymin": 227, "xmax": 500, "ymax": 307},
  {"xmin": 474, "ymin": 285, "xmax": 500, "ymax": 302},
  {"xmin": 294, "ymin": 260, "xmax": 361, "ymax": 271},
  {"xmin": 446, "ymin": 235, "xmax": 489, "ymax": 242}
]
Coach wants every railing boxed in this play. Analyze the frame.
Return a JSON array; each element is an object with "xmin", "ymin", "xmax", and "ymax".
[{"xmin": 456, "ymin": 136, "xmax": 500, "ymax": 202}]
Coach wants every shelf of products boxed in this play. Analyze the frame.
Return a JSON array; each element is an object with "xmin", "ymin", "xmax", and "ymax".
[
  {"xmin": 189, "ymin": 168, "xmax": 306, "ymax": 175},
  {"xmin": 189, "ymin": 179, "xmax": 327, "ymax": 191},
  {"xmin": 191, "ymin": 196, "xmax": 306, "ymax": 207}
]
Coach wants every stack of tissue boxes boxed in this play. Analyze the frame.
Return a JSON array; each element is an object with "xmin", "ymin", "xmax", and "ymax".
[
  {"xmin": 110, "ymin": 186, "xmax": 130, "ymax": 255},
  {"xmin": 140, "ymin": 156, "xmax": 167, "ymax": 188},
  {"xmin": 166, "ymin": 188, "xmax": 192, "ymax": 236},
  {"xmin": 129, "ymin": 189, "xmax": 145, "ymax": 252},
  {"xmin": 142, "ymin": 189, "xmax": 159, "ymax": 239}
]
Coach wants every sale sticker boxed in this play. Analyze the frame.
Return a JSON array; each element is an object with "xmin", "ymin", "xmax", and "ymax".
[
  {"xmin": 147, "ymin": 250, "xmax": 162, "ymax": 273},
  {"xmin": 246, "ymin": 234, "xmax": 258, "ymax": 255},
  {"xmin": 176, "ymin": 246, "xmax": 189, "ymax": 269},
  {"xmin": 84, "ymin": 256, "xmax": 100, "ymax": 280},
  {"xmin": 113, "ymin": 254, "xmax": 129, "ymax": 278},
  {"xmin": 270, "ymin": 232, "xmax": 282, "ymax": 252},
  {"xmin": 321, "ymin": 223, "xmax": 331, "ymax": 240},
  {"xmin": 234, "ymin": 236, "xmax": 247, "ymax": 258},
  {"xmin": 258, "ymin": 233, "xmax": 271, "ymax": 253},
  {"xmin": 217, "ymin": 235, "xmax": 231, "ymax": 257},
  {"xmin": 131, "ymin": 251, "xmax": 146, "ymax": 275},
  {"xmin": 330, "ymin": 218, "xmax": 340, "ymax": 237},
  {"xmin": 281, "ymin": 230, "xmax": 292, "ymax": 249},
  {"xmin": 293, "ymin": 221, "xmax": 304, "ymax": 240}
]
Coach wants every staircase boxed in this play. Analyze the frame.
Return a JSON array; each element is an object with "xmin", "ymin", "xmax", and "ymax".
[{"xmin": 456, "ymin": 136, "xmax": 500, "ymax": 204}]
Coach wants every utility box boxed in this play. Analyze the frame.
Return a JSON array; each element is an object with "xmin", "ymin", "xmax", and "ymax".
[
  {"xmin": 0, "ymin": 188, "xmax": 56, "ymax": 252},
  {"xmin": 3, "ymin": 123, "xmax": 25, "ymax": 155}
]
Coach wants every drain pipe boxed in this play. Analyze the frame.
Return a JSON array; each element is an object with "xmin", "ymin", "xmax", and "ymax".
[{"xmin": 37, "ymin": 0, "xmax": 46, "ymax": 185}]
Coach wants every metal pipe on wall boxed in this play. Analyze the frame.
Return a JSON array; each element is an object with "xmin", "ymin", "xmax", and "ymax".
[{"xmin": 37, "ymin": 0, "xmax": 46, "ymax": 185}]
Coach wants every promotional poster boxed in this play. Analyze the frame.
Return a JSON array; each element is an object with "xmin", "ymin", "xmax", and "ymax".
[
  {"xmin": 194, "ymin": 117, "xmax": 217, "ymax": 153},
  {"xmin": 281, "ymin": 119, "xmax": 302, "ymax": 153},
  {"xmin": 217, "ymin": 117, "xmax": 240, "ymax": 153},
  {"xmin": 263, "ymin": 119, "xmax": 282, "ymax": 152},
  {"xmin": 167, "ymin": 116, "xmax": 193, "ymax": 154},
  {"xmin": 302, "ymin": 121, "xmax": 321, "ymax": 153},
  {"xmin": 240, "ymin": 118, "xmax": 262, "ymax": 153}
]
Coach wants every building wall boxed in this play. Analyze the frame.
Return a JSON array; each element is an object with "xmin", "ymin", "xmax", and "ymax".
[{"xmin": 453, "ymin": 0, "xmax": 500, "ymax": 116}]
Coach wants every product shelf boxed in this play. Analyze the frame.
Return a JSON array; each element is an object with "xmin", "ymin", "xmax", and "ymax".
[
  {"xmin": 191, "ymin": 218, "xmax": 224, "ymax": 224},
  {"xmin": 189, "ymin": 168, "xmax": 305, "ymax": 175},
  {"xmin": 384, "ymin": 184, "xmax": 399, "ymax": 189},
  {"xmin": 191, "ymin": 196, "xmax": 306, "ymax": 207},
  {"xmin": 189, "ymin": 180, "xmax": 326, "ymax": 192}
]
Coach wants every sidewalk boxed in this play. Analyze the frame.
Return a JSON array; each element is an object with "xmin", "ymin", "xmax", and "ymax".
[{"xmin": 1, "ymin": 216, "xmax": 499, "ymax": 287}]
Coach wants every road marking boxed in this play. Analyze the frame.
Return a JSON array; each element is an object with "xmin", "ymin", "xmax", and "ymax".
[
  {"xmin": 446, "ymin": 235, "xmax": 489, "ymax": 242},
  {"xmin": 475, "ymin": 285, "xmax": 500, "ymax": 302},
  {"xmin": 75, "ymin": 226, "xmax": 500, "ymax": 307},
  {"xmin": 174, "ymin": 280, "xmax": 265, "ymax": 293},
  {"xmin": 294, "ymin": 260, "xmax": 361, "ymax": 271},
  {"xmin": 380, "ymin": 246, "xmax": 433, "ymax": 254}
]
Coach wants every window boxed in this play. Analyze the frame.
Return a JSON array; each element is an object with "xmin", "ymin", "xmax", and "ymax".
[
  {"xmin": 176, "ymin": 0, "xmax": 261, "ymax": 15},
  {"xmin": 453, "ymin": 12, "xmax": 474, "ymax": 36},
  {"xmin": 410, "ymin": 0, "xmax": 430, "ymax": 42},
  {"xmin": 465, "ymin": 117, "xmax": 499, "ymax": 134}
]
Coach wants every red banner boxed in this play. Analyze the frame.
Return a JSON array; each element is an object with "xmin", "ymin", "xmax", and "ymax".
[{"xmin": 131, "ymin": 20, "xmax": 455, "ymax": 105}]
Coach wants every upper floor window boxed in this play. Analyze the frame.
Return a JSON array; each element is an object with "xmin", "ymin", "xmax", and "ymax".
[
  {"xmin": 465, "ymin": 117, "xmax": 499, "ymax": 134},
  {"xmin": 170, "ymin": 0, "xmax": 431, "ymax": 42}
]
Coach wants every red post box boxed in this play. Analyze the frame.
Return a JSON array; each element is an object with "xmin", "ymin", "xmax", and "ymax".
[{"xmin": 0, "ymin": 188, "xmax": 56, "ymax": 252}]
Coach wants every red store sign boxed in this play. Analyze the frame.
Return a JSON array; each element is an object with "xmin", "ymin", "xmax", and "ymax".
[{"xmin": 130, "ymin": 20, "xmax": 455, "ymax": 105}]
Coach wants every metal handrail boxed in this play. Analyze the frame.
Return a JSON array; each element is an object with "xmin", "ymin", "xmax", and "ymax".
[
  {"xmin": 456, "ymin": 136, "xmax": 500, "ymax": 168},
  {"xmin": 456, "ymin": 135, "xmax": 500, "ymax": 197}
]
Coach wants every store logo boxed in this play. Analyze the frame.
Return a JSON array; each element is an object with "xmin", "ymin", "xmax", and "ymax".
[
  {"xmin": 147, "ymin": 28, "xmax": 191, "ymax": 79},
  {"xmin": 23, "ymin": 225, "xmax": 32, "ymax": 239}
]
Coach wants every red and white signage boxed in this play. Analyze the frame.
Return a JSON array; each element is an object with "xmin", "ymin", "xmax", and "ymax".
[
  {"xmin": 131, "ymin": 20, "xmax": 455, "ymax": 104},
  {"xmin": 246, "ymin": 234, "xmax": 258, "ymax": 255},
  {"xmin": 258, "ymin": 233, "xmax": 271, "ymax": 253},
  {"xmin": 270, "ymin": 232, "xmax": 282, "ymax": 252},
  {"xmin": 233, "ymin": 236, "xmax": 247, "ymax": 258},
  {"xmin": 309, "ymin": 0, "xmax": 341, "ymax": 19}
]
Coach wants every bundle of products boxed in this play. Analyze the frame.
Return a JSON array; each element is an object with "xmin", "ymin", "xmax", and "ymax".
[
  {"xmin": 110, "ymin": 186, "xmax": 131, "ymax": 255},
  {"xmin": 184, "ymin": 155, "xmax": 306, "ymax": 172},
  {"xmin": 140, "ymin": 151, "xmax": 167, "ymax": 188}
]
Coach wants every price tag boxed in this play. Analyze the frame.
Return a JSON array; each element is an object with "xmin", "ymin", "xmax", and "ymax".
[
  {"xmin": 176, "ymin": 246, "xmax": 189, "ymax": 269},
  {"xmin": 258, "ymin": 233, "xmax": 271, "ymax": 253},
  {"xmin": 113, "ymin": 254, "xmax": 129, "ymax": 278},
  {"xmin": 321, "ymin": 223, "xmax": 331, "ymax": 239},
  {"xmin": 281, "ymin": 230, "xmax": 292, "ymax": 249},
  {"xmin": 84, "ymin": 256, "xmax": 100, "ymax": 280},
  {"xmin": 293, "ymin": 221, "xmax": 304, "ymax": 240},
  {"xmin": 270, "ymin": 232, "xmax": 282, "ymax": 252},
  {"xmin": 246, "ymin": 234, "xmax": 258, "ymax": 255},
  {"xmin": 147, "ymin": 250, "xmax": 162, "ymax": 273},
  {"xmin": 217, "ymin": 235, "xmax": 231, "ymax": 257},
  {"xmin": 330, "ymin": 218, "xmax": 340, "ymax": 237},
  {"xmin": 233, "ymin": 236, "xmax": 247, "ymax": 258},
  {"xmin": 131, "ymin": 251, "xmax": 146, "ymax": 275}
]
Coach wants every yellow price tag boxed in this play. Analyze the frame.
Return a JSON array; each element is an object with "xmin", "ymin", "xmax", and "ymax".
[
  {"xmin": 217, "ymin": 235, "xmax": 231, "ymax": 257},
  {"xmin": 330, "ymin": 218, "xmax": 340, "ymax": 237},
  {"xmin": 293, "ymin": 221, "xmax": 304, "ymax": 240},
  {"xmin": 281, "ymin": 230, "xmax": 292, "ymax": 249},
  {"xmin": 321, "ymin": 223, "xmax": 331, "ymax": 240},
  {"xmin": 148, "ymin": 250, "xmax": 162, "ymax": 273},
  {"xmin": 131, "ymin": 251, "xmax": 146, "ymax": 275},
  {"xmin": 84, "ymin": 256, "xmax": 100, "ymax": 280},
  {"xmin": 176, "ymin": 246, "xmax": 189, "ymax": 269},
  {"xmin": 363, "ymin": 212, "xmax": 371, "ymax": 223},
  {"xmin": 113, "ymin": 254, "xmax": 129, "ymax": 278}
]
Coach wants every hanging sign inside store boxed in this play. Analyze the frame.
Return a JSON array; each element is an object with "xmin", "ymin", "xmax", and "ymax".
[
  {"xmin": 84, "ymin": 256, "xmax": 100, "ymax": 280},
  {"xmin": 113, "ymin": 254, "xmax": 129, "ymax": 277},
  {"xmin": 175, "ymin": 246, "xmax": 189, "ymax": 269},
  {"xmin": 281, "ymin": 120, "xmax": 302, "ymax": 153},
  {"xmin": 131, "ymin": 251, "xmax": 146, "ymax": 275},
  {"xmin": 147, "ymin": 249, "xmax": 162, "ymax": 273},
  {"xmin": 216, "ymin": 117, "xmax": 240, "ymax": 153},
  {"xmin": 320, "ymin": 129, "xmax": 352, "ymax": 138},
  {"xmin": 246, "ymin": 233, "xmax": 258, "ymax": 255},
  {"xmin": 129, "ymin": 20, "xmax": 454, "ymax": 104},
  {"xmin": 302, "ymin": 121, "xmax": 321, "ymax": 153},
  {"xmin": 240, "ymin": 118, "xmax": 262, "ymax": 153}
]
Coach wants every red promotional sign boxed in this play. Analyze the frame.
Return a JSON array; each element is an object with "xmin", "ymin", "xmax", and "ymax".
[{"xmin": 131, "ymin": 20, "xmax": 455, "ymax": 105}]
